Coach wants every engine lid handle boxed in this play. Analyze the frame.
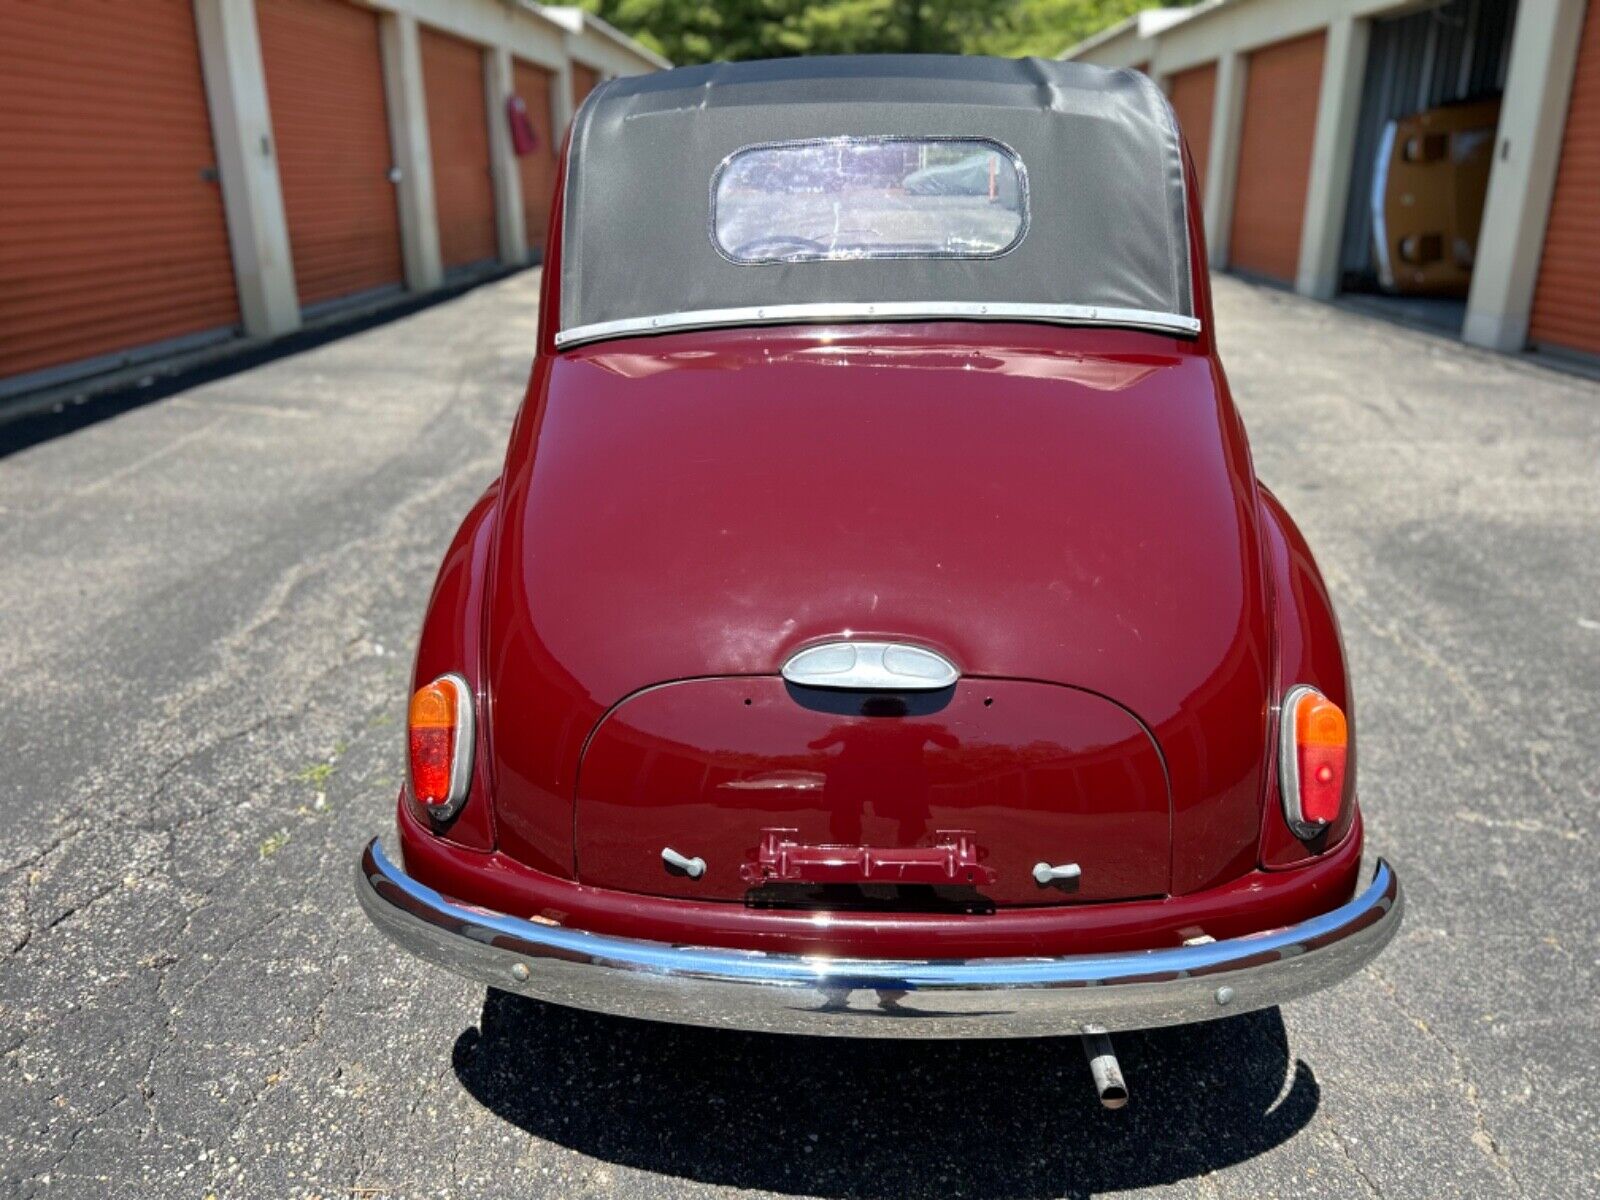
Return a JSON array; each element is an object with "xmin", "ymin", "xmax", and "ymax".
[
  {"xmin": 661, "ymin": 847, "xmax": 706, "ymax": 879},
  {"xmin": 1033, "ymin": 861, "xmax": 1082, "ymax": 886}
]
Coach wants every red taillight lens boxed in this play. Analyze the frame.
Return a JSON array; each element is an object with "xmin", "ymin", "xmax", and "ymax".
[
  {"xmin": 408, "ymin": 674, "xmax": 472, "ymax": 817},
  {"xmin": 1281, "ymin": 686, "xmax": 1348, "ymax": 837}
]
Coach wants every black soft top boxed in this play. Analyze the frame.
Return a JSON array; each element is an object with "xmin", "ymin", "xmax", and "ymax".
[{"xmin": 557, "ymin": 55, "xmax": 1196, "ymax": 348}]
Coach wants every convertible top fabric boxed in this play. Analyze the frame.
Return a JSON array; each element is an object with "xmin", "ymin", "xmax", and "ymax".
[{"xmin": 559, "ymin": 56, "xmax": 1194, "ymax": 341}]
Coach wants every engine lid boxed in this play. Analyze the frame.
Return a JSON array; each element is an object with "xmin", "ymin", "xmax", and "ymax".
[{"xmin": 575, "ymin": 676, "xmax": 1171, "ymax": 906}]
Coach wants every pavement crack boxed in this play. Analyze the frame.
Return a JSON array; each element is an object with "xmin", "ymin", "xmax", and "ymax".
[
  {"xmin": 405, "ymin": 1057, "xmax": 456, "ymax": 1122},
  {"xmin": 1319, "ymin": 1117, "xmax": 1386, "ymax": 1198},
  {"xmin": 1369, "ymin": 964, "xmax": 1525, "ymax": 1196},
  {"xmin": 0, "ymin": 822, "xmax": 87, "ymax": 882},
  {"xmin": 200, "ymin": 960, "xmax": 342, "ymax": 1197},
  {"xmin": 8, "ymin": 873, "xmax": 122, "ymax": 959}
]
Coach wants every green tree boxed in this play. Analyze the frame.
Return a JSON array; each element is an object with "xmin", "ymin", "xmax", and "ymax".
[
  {"xmin": 968, "ymin": 0, "xmax": 1170, "ymax": 57},
  {"xmin": 580, "ymin": 0, "xmax": 1178, "ymax": 64}
]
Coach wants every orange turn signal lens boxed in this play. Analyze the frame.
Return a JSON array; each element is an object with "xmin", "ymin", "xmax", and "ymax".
[
  {"xmin": 1282, "ymin": 686, "xmax": 1348, "ymax": 836},
  {"xmin": 408, "ymin": 674, "xmax": 471, "ymax": 816},
  {"xmin": 409, "ymin": 680, "xmax": 457, "ymax": 731}
]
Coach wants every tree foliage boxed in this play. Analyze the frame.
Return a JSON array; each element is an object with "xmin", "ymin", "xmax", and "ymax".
[{"xmin": 580, "ymin": 0, "xmax": 1180, "ymax": 64}]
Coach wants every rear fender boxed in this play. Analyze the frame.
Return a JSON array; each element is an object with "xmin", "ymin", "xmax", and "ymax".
[
  {"xmin": 1258, "ymin": 487, "xmax": 1358, "ymax": 867},
  {"xmin": 410, "ymin": 482, "xmax": 501, "ymax": 852}
]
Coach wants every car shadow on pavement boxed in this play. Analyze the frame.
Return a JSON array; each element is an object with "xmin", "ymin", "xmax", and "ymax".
[{"xmin": 452, "ymin": 990, "xmax": 1318, "ymax": 1199}]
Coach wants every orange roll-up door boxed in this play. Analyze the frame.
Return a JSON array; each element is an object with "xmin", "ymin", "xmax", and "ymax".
[
  {"xmin": 1168, "ymin": 63, "xmax": 1218, "ymax": 194},
  {"xmin": 420, "ymin": 27, "xmax": 496, "ymax": 272},
  {"xmin": 1528, "ymin": 1, "xmax": 1600, "ymax": 358},
  {"xmin": 258, "ymin": 0, "xmax": 403, "ymax": 310},
  {"xmin": 0, "ymin": 0, "xmax": 239, "ymax": 388},
  {"xmin": 512, "ymin": 59, "xmax": 558, "ymax": 258},
  {"xmin": 571, "ymin": 62, "xmax": 601, "ymax": 112},
  {"xmin": 1230, "ymin": 32, "xmax": 1326, "ymax": 284}
]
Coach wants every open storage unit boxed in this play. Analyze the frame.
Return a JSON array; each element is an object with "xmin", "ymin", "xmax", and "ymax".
[{"xmin": 1336, "ymin": 0, "xmax": 1518, "ymax": 334}]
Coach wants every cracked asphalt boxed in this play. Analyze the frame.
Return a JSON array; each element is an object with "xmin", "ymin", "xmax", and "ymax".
[{"xmin": 2, "ymin": 270, "xmax": 1597, "ymax": 1199}]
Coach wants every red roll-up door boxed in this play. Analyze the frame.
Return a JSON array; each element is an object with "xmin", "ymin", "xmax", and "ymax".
[
  {"xmin": 571, "ymin": 62, "xmax": 601, "ymax": 111},
  {"xmin": 258, "ymin": 0, "xmax": 403, "ymax": 310},
  {"xmin": 420, "ymin": 27, "xmax": 496, "ymax": 272},
  {"xmin": 1168, "ymin": 63, "xmax": 1218, "ymax": 194},
  {"xmin": 1528, "ymin": 1, "xmax": 1600, "ymax": 358},
  {"xmin": 1230, "ymin": 32, "xmax": 1326, "ymax": 283},
  {"xmin": 0, "ymin": 0, "xmax": 239, "ymax": 389},
  {"xmin": 512, "ymin": 59, "xmax": 558, "ymax": 258}
]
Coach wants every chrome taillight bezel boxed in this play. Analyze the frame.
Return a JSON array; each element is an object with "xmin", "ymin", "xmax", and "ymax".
[
  {"xmin": 1279, "ymin": 684, "xmax": 1328, "ymax": 840},
  {"xmin": 410, "ymin": 672, "xmax": 475, "ymax": 821}
]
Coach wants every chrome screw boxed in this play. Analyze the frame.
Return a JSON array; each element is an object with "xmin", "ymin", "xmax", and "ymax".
[
  {"xmin": 511, "ymin": 963, "xmax": 531, "ymax": 983},
  {"xmin": 1215, "ymin": 985, "xmax": 1234, "ymax": 1006}
]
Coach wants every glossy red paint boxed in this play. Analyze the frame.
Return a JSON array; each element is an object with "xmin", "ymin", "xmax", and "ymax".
[
  {"xmin": 576, "ymin": 676, "xmax": 1170, "ymax": 905},
  {"xmin": 408, "ymin": 483, "xmax": 499, "ymax": 851},
  {"xmin": 485, "ymin": 321, "xmax": 1272, "ymax": 894},
  {"xmin": 396, "ymin": 793, "xmax": 1365, "ymax": 957},
  {"xmin": 1257, "ymin": 488, "xmax": 1358, "ymax": 867},
  {"xmin": 394, "ymin": 135, "xmax": 1369, "ymax": 957}
]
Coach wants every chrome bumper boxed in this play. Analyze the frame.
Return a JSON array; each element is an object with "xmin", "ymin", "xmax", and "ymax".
[{"xmin": 357, "ymin": 838, "xmax": 1402, "ymax": 1039}]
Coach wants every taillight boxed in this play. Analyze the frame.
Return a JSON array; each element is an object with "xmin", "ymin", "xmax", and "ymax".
[
  {"xmin": 1280, "ymin": 685, "xmax": 1348, "ymax": 838},
  {"xmin": 408, "ymin": 673, "xmax": 473, "ymax": 820}
]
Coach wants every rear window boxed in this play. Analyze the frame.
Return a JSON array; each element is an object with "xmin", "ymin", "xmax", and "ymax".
[{"xmin": 712, "ymin": 136, "xmax": 1028, "ymax": 264}]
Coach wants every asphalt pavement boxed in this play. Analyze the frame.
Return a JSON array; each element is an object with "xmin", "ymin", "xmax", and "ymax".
[{"xmin": 2, "ymin": 271, "xmax": 1596, "ymax": 1199}]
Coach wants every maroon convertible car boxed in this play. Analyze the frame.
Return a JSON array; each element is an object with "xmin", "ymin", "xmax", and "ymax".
[{"xmin": 358, "ymin": 55, "xmax": 1401, "ymax": 1106}]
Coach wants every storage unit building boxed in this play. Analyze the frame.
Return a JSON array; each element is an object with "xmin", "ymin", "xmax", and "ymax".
[
  {"xmin": 420, "ymin": 28, "xmax": 498, "ymax": 274},
  {"xmin": 512, "ymin": 59, "xmax": 560, "ymax": 257},
  {"xmin": 1229, "ymin": 32, "xmax": 1326, "ymax": 285},
  {"xmin": 1337, "ymin": 0, "xmax": 1518, "ymax": 295},
  {"xmin": 1528, "ymin": 1, "xmax": 1600, "ymax": 359},
  {"xmin": 0, "ymin": 0, "xmax": 664, "ymax": 408},
  {"xmin": 1167, "ymin": 63, "xmax": 1217, "ymax": 192},
  {"xmin": 0, "ymin": 0, "xmax": 239, "ymax": 396},
  {"xmin": 258, "ymin": 0, "xmax": 404, "ymax": 313},
  {"xmin": 1065, "ymin": 0, "xmax": 1595, "ymax": 366},
  {"xmin": 571, "ymin": 61, "xmax": 602, "ymax": 110}
]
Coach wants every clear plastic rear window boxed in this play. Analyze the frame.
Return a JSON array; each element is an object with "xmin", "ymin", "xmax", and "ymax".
[{"xmin": 712, "ymin": 137, "xmax": 1028, "ymax": 264}]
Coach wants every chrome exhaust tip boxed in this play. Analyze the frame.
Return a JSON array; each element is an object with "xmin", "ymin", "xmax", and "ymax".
[{"xmin": 1082, "ymin": 1025, "xmax": 1128, "ymax": 1110}]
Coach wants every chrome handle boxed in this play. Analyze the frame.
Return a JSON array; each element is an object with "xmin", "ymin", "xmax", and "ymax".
[
  {"xmin": 661, "ymin": 847, "xmax": 706, "ymax": 879},
  {"xmin": 1033, "ymin": 861, "xmax": 1081, "ymax": 886}
]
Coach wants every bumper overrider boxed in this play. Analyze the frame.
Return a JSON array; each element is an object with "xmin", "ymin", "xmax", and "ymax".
[{"xmin": 357, "ymin": 838, "xmax": 1402, "ymax": 1038}]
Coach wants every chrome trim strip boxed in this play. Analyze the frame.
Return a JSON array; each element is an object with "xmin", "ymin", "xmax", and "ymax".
[
  {"xmin": 357, "ymin": 838, "xmax": 1402, "ymax": 1038},
  {"xmin": 553, "ymin": 301, "xmax": 1203, "ymax": 349},
  {"xmin": 1371, "ymin": 121, "xmax": 1397, "ymax": 291},
  {"xmin": 444, "ymin": 674, "xmax": 474, "ymax": 813},
  {"xmin": 450, "ymin": 674, "xmax": 475, "ymax": 818},
  {"xmin": 781, "ymin": 640, "xmax": 959, "ymax": 690}
]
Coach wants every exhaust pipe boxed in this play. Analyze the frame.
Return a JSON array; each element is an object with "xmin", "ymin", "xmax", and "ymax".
[{"xmin": 1081, "ymin": 1025, "xmax": 1128, "ymax": 1110}]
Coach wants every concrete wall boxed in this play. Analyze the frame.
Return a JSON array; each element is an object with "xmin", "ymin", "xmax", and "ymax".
[
  {"xmin": 1064, "ymin": 0, "xmax": 1590, "ymax": 356},
  {"xmin": 543, "ymin": 6, "xmax": 672, "ymax": 78},
  {"xmin": 194, "ymin": 0, "xmax": 301, "ymax": 339}
]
